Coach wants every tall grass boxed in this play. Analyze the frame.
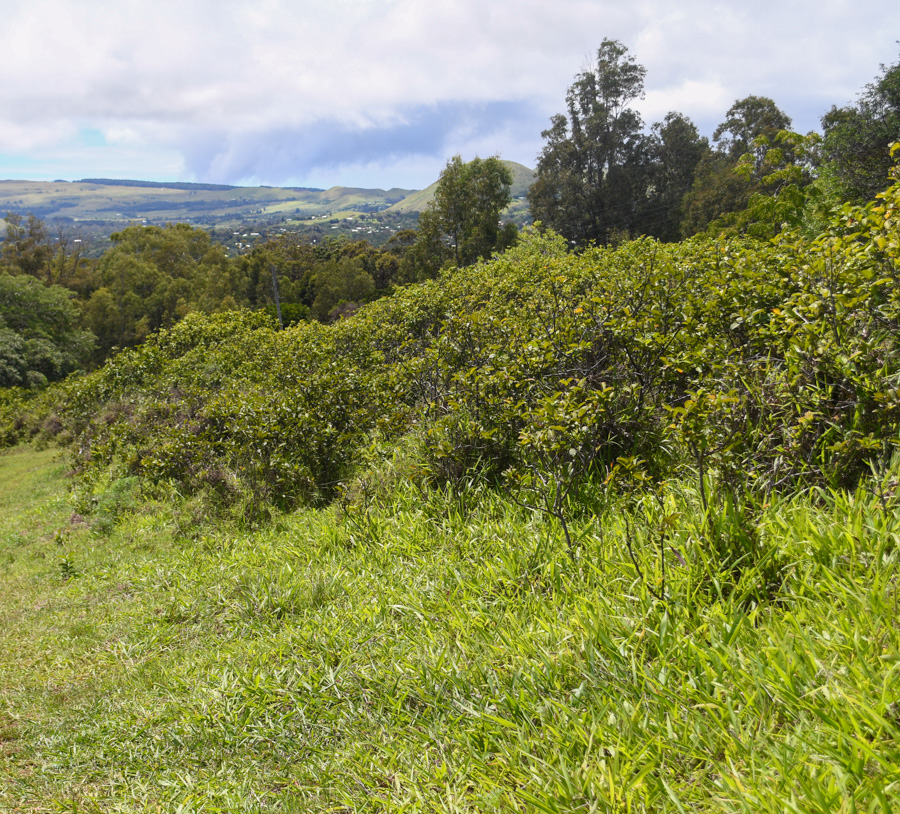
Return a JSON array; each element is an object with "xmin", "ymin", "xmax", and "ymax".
[{"xmin": 1, "ymin": 446, "xmax": 897, "ymax": 811}]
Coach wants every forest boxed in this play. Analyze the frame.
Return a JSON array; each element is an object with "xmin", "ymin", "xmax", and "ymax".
[{"xmin": 0, "ymin": 41, "xmax": 899, "ymax": 812}]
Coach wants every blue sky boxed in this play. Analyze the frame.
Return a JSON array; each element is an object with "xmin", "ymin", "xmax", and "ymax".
[{"xmin": 0, "ymin": 0, "xmax": 896, "ymax": 190}]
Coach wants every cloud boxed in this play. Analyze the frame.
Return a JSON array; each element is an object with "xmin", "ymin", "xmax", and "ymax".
[
  {"xmin": 0, "ymin": 0, "xmax": 896, "ymax": 187},
  {"xmin": 180, "ymin": 100, "xmax": 546, "ymax": 186}
]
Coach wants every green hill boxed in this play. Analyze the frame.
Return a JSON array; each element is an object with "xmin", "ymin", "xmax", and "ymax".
[
  {"xmin": 385, "ymin": 160, "xmax": 535, "ymax": 215},
  {"xmin": 0, "ymin": 178, "xmax": 418, "ymax": 227},
  {"xmin": 0, "ymin": 164, "xmax": 536, "ymax": 240},
  {"xmin": 0, "ymin": 164, "xmax": 535, "ymax": 229}
]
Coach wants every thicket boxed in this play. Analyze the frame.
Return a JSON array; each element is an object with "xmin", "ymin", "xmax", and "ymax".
[
  {"xmin": 2, "ymin": 50, "xmax": 897, "ymax": 387},
  {"xmin": 39, "ymin": 168, "xmax": 900, "ymax": 551}
]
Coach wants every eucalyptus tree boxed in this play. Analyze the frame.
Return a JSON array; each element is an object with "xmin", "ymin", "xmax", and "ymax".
[{"xmin": 528, "ymin": 39, "xmax": 651, "ymax": 246}]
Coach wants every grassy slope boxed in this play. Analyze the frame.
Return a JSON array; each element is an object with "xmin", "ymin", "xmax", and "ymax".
[
  {"xmin": 385, "ymin": 161, "xmax": 535, "ymax": 215},
  {"xmin": 0, "ymin": 181, "xmax": 418, "ymax": 226},
  {"xmin": 1, "ymin": 445, "xmax": 898, "ymax": 812}
]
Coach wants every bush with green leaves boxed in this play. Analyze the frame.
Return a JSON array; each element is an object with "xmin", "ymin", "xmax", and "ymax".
[{"xmin": 44, "ymin": 169, "xmax": 900, "ymax": 526}]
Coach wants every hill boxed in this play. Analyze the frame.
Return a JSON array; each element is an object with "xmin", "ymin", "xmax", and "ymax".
[
  {"xmin": 0, "ymin": 165, "xmax": 537, "ymax": 251},
  {"xmin": 0, "ymin": 178, "xmax": 417, "ymax": 228},
  {"xmin": 0, "ymin": 163, "xmax": 536, "ymax": 233}
]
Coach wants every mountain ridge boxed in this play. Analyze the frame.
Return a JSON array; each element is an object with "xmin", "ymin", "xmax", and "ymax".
[{"xmin": 0, "ymin": 160, "xmax": 534, "ymax": 228}]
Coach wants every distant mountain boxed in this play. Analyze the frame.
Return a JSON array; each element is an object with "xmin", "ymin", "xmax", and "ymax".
[
  {"xmin": 385, "ymin": 161, "xmax": 535, "ymax": 215},
  {"xmin": 77, "ymin": 178, "xmax": 243, "ymax": 192},
  {"xmin": 0, "ymin": 179, "xmax": 416, "ymax": 225},
  {"xmin": 0, "ymin": 162, "xmax": 536, "ymax": 233}
]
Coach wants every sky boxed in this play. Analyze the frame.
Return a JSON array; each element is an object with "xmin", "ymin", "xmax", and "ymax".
[{"xmin": 0, "ymin": 0, "xmax": 896, "ymax": 191}]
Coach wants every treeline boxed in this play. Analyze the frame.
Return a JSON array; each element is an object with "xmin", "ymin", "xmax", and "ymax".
[
  {"xmin": 0, "ymin": 217, "xmax": 424, "ymax": 387},
  {"xmin": 0, "ymin": 42, "xmax": 898, "ymax": 392},
  {"xmin": 529, "ymin": 39, "xmax": 900, "ymax": 245},
  {"xmin": 79, "ymin": 178, "xmax": 239, "ymax": 191}
]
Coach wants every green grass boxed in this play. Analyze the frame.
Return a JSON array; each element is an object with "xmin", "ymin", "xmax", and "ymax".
[
  {"xmin": 1, "ymin": 446, "xmax": 898, "ymax": 811},
  {"xmin": 0, "ymin": 180, "xmax": 419, "ymax": 227}
]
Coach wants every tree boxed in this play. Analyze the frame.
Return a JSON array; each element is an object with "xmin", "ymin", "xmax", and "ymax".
[
  {"xmin": 528, "ymin": 39, "xmax": 650, "ymax": 246},
  {"xmin": 83, "ymin": 223, "xmax": 245, "ymax": 358},
  {"xmin": 311, "ymin": 256, "xmax": 375, "ymax": 321},
  {"xmin": 408, "ymin": 155, "xmax": 514, "ymax": 276},
  {"xmin": 1, "ymin": 213, "xmax": 53, "ymax": 279},
  {"xmin": 713, "ymin": 95, "xmax": 792, "ymax": 159},
  {"xmin": 681, "ymin": 96, "xmax": 793, "ymax": 236},
  {"xmin": 679, "ymin": 151, "xmax": 753, "ymax": 236},
  {"xmin": 641, "ymin": 112, "xmax": 709, "ymax": 241},
  {"xmin": 0, "ymin": 271, "xmax": 96, "ymax": 387},
  {"xmin": 821, "ymin": 54, "xmax": 900, "ymax": 202}
]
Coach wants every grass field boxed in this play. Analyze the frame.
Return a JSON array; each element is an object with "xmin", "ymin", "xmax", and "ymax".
[
  {"xmin": 0, "ymin": 180, "xmax": 418, "ymax": 230},
  {"xmin": 1, "ymin": 445, "xmax": 899, "ymax": 812},
  {"xmin": 0, "ymin": 162, "xmax": 533, "ymax": 235}
]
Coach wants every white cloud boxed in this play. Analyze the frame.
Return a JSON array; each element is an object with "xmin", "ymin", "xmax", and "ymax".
[{"xmin": 0, "ymin": 0, "xmax": 896, "ymax": 186}]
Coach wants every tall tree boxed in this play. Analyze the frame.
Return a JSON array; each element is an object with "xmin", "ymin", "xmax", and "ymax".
[
  {"xmin": 821, "ymin": 54, "xmax": 900, "ymax": 203},
  {"xmin": 681, "ymin": 96, "xmax": 792, "ymax": 236},
  {"xmin": 641, "ymin": 112, "xmax": 709, "ymax": 241},
  {"xmin": 528, "ymin": 39, "xmax": 650, "ymax": 246},
  {"xmin": 408, "ymin": 155, "xmax": 514, "ymax": 276}
]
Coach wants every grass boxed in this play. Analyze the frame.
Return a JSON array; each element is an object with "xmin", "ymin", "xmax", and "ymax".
[
  {"xmin": 0, "ymin": 180, "xmax": 418, "ymax": 227},
  {"xmin": 0, "ymin": 445, "xmax": 898, "ymax": 811}
]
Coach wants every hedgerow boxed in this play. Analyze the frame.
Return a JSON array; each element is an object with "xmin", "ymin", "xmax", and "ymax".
[{"xmin": 45, "ymin": 173, "xmax": 900, "ymax": 526}]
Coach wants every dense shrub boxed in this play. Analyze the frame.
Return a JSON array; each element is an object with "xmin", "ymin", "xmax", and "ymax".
[{"xmin": 42, "ymin": 172, "xmax": 900, "ymax": 517}]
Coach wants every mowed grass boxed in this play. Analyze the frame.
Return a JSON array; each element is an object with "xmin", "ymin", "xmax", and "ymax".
[{"xmin": 1, "ymin": 446, "xmax": 899, "ymax": 812}]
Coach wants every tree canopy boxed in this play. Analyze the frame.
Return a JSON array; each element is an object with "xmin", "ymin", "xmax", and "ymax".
[
  {"xmin": 821, "ymin": 53, "xmax": 900, "ymax": 202},
  {"xmin": 528, "ymin": 39, "xmax": 651, "ymax": 246},
  {"xmin": 0, "ymin": 272, "xmax": 95, "ymax": 388},
  {"xmin": 407, "ymin": 155, "xmax": 515, "ymax": 276}
]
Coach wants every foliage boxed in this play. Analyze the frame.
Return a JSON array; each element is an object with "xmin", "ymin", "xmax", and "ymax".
[
  {"xmin": 686, "ymin": 129, "xmax": 824, "ymax": 240},
  {"xmin": 406, "ymin": 155, "xmax": 515, "ymax": 277},
  {"xmin": 236, "ymin": 233, "xmax": 405, "ymax": 324},
  {"xmin": 81, "ymin": 223, "xmax": 244, "ymax": 358},
  {"xmin": 1, "ymin": 212, "xmax": 54, "ymax": 278},
  {"xmin": 0, "ymin": 271, "xmax": 96, "ymax": 388},
  {"xmin": 712, "ymin": 95, "xmax": 793, "ymax": 159},
  {"xmin": 643, "ymin": 112, "xmax": 709, "ymax": 241},
  {"xmin": 36, "ymin": 169, "xmax": 899, "ymax": 530},
  {"xmin": 821, "ymin": 51, "xmax": 900, "ymax": 203},
  {"xmin": 311, "ymin": 255, "xmax": 375, "ymax": 321},
  {"xmin": 681, "ymin": 96, "xmax": 798, "ymax": 237},
  {"xmin": 0, "ymin": 216, "xmax": 412, "ymax": 378},
  {"xmin": 529, "ymin": 40, "xmax": 761, "ymax": 246},
  {"xmin": 528, "ymin": 38, "xmax": 651, "ymax": 246}
]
